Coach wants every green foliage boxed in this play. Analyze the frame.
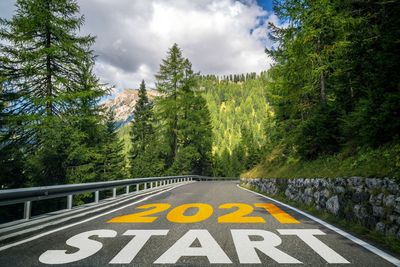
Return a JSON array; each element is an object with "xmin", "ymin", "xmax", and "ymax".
[
  {"xmin": 127, "ymin": 44, "xmax": 213, "ymax": 177},
  {"xmin": 200, "ymin": 73, "xmax": 273, "ymax": 176},
  {"xmin": 247, "ymin": 0, "xmax": 400, "ymax": 178},
  {"xmin": 153, "ymin": 44, "xmax": 213, "ymax": 175},
  {"xmin": 0, "ymin": 0, "xmax": 124, "ymax": 188},
  {"xmin": 130, "ymin": 80, "xmax": 154, "ymax": 159},
  {"xmin": 242, "ymin": 143, "xmax": 400, "ymax": 180},
  {"xmin": 0, "ymin": 80, "xmax": 26, "ymax": 188},
  {"xmin": 168, "ymin": 146, "xmax": 201, "ymax": 175},
  {"xmin": 297, "ymin": 105, "xmax": 340, "ymax": 159},
  {"xmin": 96, "ymin": 110, "xmax": 125, "ymax": 181},
  {"xmin": 129, "ymin": 80, "xmax": 160, "ymax": 178},
  {"xmin": 130, "ymin": 142, "xmax": 165, "ymax": 178}
]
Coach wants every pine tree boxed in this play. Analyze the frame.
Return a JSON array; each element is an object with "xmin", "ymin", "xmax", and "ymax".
[
  {"xmin": 155, "ymin": 43, "xmax": 186, "ymax": 167},
  {"xmin": 0, "ymin": 0, "xmax": 96, "ymax": 118},
  {"xmin": 97, "ymin": 109, "xmax": 125, "ymax": 181},
  {"xmin": 0, "ymin": 0, "xmax": 105, "ymax": 185},
  {"xmin": 129, "ymin": 80, "xmax": 161, "ymax": 177},
  {"xmin": 65, "ymin": 57, "xmax": 109, "ymax": 183},
  {"xmin": 130, "ymin": 80, "xmax": 153, "ymax": 160},
  {"xmin": 0, "ymin": 80, "xmax": 25, "ymax": 188},
  {"xmin": 155, "ymin": 44, "xmax": 212, "ymax": 175}
]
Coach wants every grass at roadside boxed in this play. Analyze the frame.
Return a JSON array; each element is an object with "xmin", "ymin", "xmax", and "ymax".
[
  {"xmin": 241, "ymin": 144, "xmax": 400, "ymax": 179},
  {"xmin": 240, "ymin": 184, "xmax": 400, "ymax": 255}
]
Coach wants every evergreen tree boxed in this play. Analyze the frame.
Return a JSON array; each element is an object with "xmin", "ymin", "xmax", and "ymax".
[
  {"xmin": 155, "ymin": 44, "xmax": 212, "ymax": 175},
  {"xmin": 97, "ymin": 109, "xmax": 125, "ymax": 181},
  {"xmin": 0, "ymin": 0, "xmax": 106, "ymax": 185},
  {"xmin": 0, "ymin": 80, "xmax": 25, "ymax": 188},
  {"xmin": 129, "ymin": 80, "xmax": 162, "ymax": 178},
  {"xmin": 65, "ymin": 56, "xmax": 108, "ymax": 183},
  {"xmin": 155, "ymin": 43, "xmax": 185, "ymax": 167},
  {"xmin": 130, "ymin": 80, "xmax": 153, "ymax": 160},
  {"xmin": 264, "ymin": 0, "xmax": 400, "ymax": 161}
]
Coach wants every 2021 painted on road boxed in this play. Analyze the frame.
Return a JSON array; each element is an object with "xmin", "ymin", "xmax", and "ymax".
[{"xmin": 38, "ymin": 202, "xmax": 349, "ymax": 265}]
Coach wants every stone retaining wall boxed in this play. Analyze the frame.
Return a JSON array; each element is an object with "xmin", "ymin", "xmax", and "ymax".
[{"xmin": 240, "ymin": 177, "xmax": 400, "ymax": 239}]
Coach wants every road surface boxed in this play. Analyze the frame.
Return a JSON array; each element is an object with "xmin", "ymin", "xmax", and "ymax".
[{"xmin": 0, "ymin": 181, "xmax": 399, "ymax": 266}]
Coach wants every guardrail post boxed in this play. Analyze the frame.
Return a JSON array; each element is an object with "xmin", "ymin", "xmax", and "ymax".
[
  {"xmin": 125, "ymin": 185, "xmax": 129, "ymax": 194},
  {"xmin": 144, "ymin": 183, "xmax": 147, "ymax": 190},
  {"xmin": 94, "ymin": 191, "xmax": 99, "ymax": 203},
  {"xmin": 24, "ymin": 201, "xmax": 31, "ymax": 220},
  {"xmin": 112, "ymin": 188, "xmax": 117, "ymax": 198},
  {"xmin": 137, "ymin": 184, "xmax": 140, "ymax": 192},
  {"xmin": 67, "ymin": 195, "xmax": 73, "ymax": 210}
]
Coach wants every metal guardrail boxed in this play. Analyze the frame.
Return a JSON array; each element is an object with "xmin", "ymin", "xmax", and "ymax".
[{"xmin": 0, "ymin": 175, "xmax": 238, "ymax": 222}]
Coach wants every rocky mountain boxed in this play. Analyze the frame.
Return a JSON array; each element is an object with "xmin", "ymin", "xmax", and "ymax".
[{"xmin": 102, "ymin": 88, "xmax": 160, "ymax": 127}]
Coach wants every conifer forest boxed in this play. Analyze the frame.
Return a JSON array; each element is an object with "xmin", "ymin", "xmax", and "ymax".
[{"xmin": 0, "ymin": 0, "xmax": 399, "ymax": 189}]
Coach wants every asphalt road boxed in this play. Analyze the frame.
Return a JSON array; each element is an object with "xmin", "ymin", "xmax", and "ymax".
[{"xmin": 0, "ymin": 181, "xmax": 399, "ymax": 266}]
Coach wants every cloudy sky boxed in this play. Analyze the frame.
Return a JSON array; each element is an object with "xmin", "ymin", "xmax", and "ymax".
[{"xmin": 0, "ymin": 0, "xmax": 277, "ymax": 91}]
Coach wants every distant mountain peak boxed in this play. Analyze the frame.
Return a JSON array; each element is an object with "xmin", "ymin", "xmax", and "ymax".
[{"xmin": 102, "ymin": 88, "xmax": 160, "ymax": 127}]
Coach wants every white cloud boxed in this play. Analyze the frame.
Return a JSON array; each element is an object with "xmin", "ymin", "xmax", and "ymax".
[
  {"xmin": 77, "ymin": 0, "xmax": 277, "ymax": 89},
  {"xmin": 1, "ymin": 0, "xmax": 278, "ymax": 90}
]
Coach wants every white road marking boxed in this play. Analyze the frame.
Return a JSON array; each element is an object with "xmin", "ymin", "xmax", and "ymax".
[
  {"xmin": 238, "ymin": 184, "xmax": 400, "ymax": 267},
  {"xmin": 109, "ymin": 230, "xmax": 169, "ymax": 264},
  {"xmin": 39, "ymin": 230, "xmax": 117, "ymax": 264},
  {"xmin": 231, "ymin": 229, "xmax": 301, "ymax": 264},
  {"xmin": 0, "ymin": 183, "xmax": 191, "ymax": 252},
  {"xmin": 278, "ymin": 229, "xmax": 349, "ymax": 263},
  {"xmin": 154, "ymin": 229, "xmax": 232, "ymax": 264}
]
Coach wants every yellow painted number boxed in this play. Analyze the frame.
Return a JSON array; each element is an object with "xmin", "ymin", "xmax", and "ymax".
[
  {"xmin": 218, "ymin": 203, "xmax": 265, "ymax": 223},
  {"xmin": 107, "ymin": 203, "xmax": 171, "ymax": 223},
  {"xmin": 254, "ymin": 203, "xmax": 300, "ymax": 224},
  {"xmin": 167, "ymin": 203, "xmax": 213, "ymax": 223}
]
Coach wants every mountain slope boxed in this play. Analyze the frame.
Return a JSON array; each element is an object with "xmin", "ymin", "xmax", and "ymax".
[{"xmin": 102, "ymin": 88, "xmax": 160, "ymax": 127}]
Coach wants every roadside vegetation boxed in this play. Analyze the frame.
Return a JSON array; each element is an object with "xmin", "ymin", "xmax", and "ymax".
[
  {"xmin": 1, "ymin": 0, "xmax": 399, "ymax": 190},
  {"xmin": 242, "ymin": 144, "xmax": 400, "ymax": 180},
  {"xmin": 242, "ymin": 0, "xmax": 399, "ymax": 181}
]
